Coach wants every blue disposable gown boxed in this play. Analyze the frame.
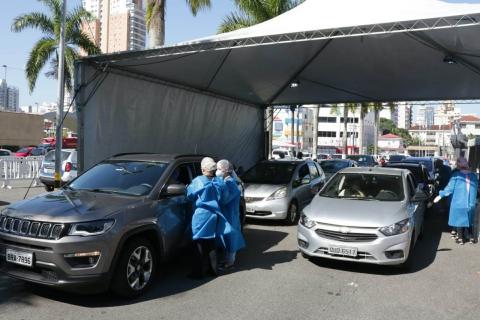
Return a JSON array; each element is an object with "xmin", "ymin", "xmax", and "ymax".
[
  {"xmin": 187, "ymin": 175, "xmax": 231, "ymax": 241},
  {"xmin": 218, "ymin": 176, "xmax": 246, "ymax": 253},
  {"xmin": 439, "ymin": 171, "xmax": 478, "ymax": 227}
]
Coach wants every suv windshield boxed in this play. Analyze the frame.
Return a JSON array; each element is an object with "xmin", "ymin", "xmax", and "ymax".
[
  {"xmin": 319, "ymin": 160, "xmax": 350, "ymax": 173},
  {"xmin": 320, "ymin": 173, "xmax": 404, "ymax": 201},
  {"xmin": 69, "ymin": 161, "xmax": 168, "ymax": 196},
  {"xmin": 242, "ymin": 162, "xmax": 296, "ymax": 185},
  {"xmin": 403, "ymin": 158, "xmax": 433, "ymax": 172}
]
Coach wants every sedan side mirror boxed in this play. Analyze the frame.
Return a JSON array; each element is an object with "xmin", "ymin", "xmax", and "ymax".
[
  {"xmin": 412, "ymin": 190, "xmax": 428, "ymax": 202},
  {"xmin": 301, "ymin": 176, "xmax": 311, "ymax": 185},
  {"xmin": 165, "ymin": 183, "xmax": 186, "ymax": 196}
]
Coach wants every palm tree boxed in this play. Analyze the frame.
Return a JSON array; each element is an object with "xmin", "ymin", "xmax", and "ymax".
[
  {"xmin": 219, "ymin": 0, "xmax": 302, "ymax": 33},
  {"xmin": 11, "ymin": 0, "xmax": 100, "ymax": 93},
  {"xmin": 146, "ymin": 0, "xmax": 211, "ymax": 48},
  {"xmin": 341, "ymin": 103, "xmax": 357, "ymax": 156},
  {"xmin": 370, "ymin": 102, "xmax": 384, "ymax": 156},
  {"xmin": 358, "ymin": 102, "xmax": 370, "ymax": 155}
]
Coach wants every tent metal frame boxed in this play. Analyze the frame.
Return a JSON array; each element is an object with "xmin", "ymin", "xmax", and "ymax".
[{"xmin": 81, "ymin": 13, "xmax": 480, "ymax": 65}]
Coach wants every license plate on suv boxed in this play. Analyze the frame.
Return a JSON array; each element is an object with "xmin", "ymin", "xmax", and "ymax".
[
  {"xmin": 328, "ymin": 246, "xmax": 357, "ymax": 257},
  {"xmin": 6, "ymin": 249, "xmax": 33, "ymax": 267}
]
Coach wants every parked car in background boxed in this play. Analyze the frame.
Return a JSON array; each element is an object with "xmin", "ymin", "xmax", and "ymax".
[
  {"xmin": 330, "ymin": 154, "xmax": 343, "ymax": 159},
  {"xmin": 0, "ymin": 153, "xmax": 228, "ymax": 297},
  {"xmin": 39, "ymin": 149, "xmax": 78, "ymax": 191},
  {"xmin": 242, "ymin": 160, "xmax": 326, "ymax": 224},
  {"xmin": 388, "ymin": 154, "xmax": 409, "ymax": 163},
  {"xmin": 401, "ymin": 157, "xmax": 436, "ymax": 180},
  {"xmin": 298, "ymin": 167, "xmax": 427, "ymax": 267},
  {"xmin": 272, "ymin": 149, "xmax": 294, "ymax": 160},
  {"xmin": 346, "ymin": 155, "xmax": 377, "ymax": 167},
  {"xmin": 30, "ymin": 147, "xmax": 48, "ymax": 157},
  {"xmin": 42, "ymin": 136, "xmax": 77, "ymax": 149},
  {"xmin": 0, "ymin": 149, "xmax": 12, "ymax": 157},
  {"xmin": 385, "ymin": 162, "xmax": 435, "ymax": 207},
  {"xmin": 318, "ymin": 159, "xmax": 357, "ymax": 181},
  {"xmin": 15, "ymin": 147, "xmax": 35, "ymax": 157},
  {"xmin": 316, "ymin": 153, "xmax": 330, "ymax": 160}
]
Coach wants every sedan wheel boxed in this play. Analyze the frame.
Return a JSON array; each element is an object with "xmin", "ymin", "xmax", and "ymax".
[{"xmin": 286, "ymin": 202, "xmax": 299, "ymax": 225}]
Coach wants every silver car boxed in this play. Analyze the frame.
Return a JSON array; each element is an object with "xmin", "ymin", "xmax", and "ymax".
[
  {"xmin": 242, "ymin": 160, "xmax": 326, "ymax": 224},
  {"xmin": 298, "ymin": 167, "xmax": 427, "ymax": 266}
]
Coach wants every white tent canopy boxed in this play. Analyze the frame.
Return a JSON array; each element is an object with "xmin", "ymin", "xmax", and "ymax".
[{"xmin": 76, "ymin": 0, "xmax": 480, "ymax": 169}]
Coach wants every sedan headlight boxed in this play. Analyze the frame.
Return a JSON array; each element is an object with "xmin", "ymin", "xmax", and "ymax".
[
  {"xmin": 69, "ymin": 219, "xmax": 115, "ymax": 236},
  {"xmin": 300, "ymin": 213, "xmax": 316, "ymax": 229},
  {"xmin": 266, "ymin": 187, "xmax": 287, "ymax": 200},
  {"xmin": 379, "ymin": 219, "xmax": 410, "ymax": 236}
]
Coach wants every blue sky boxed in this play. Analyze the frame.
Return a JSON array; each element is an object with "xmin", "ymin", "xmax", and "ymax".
[
  {"xmin": 0, "ymin": 0, "xmax": 235, "ymax": 108},
  {"xmin": 1, "ymin": 0, "xmax": 480, "ymax": 115}
]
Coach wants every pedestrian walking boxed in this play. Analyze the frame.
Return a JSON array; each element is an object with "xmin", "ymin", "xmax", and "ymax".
[
  {"xmin": 434, "ymin": 157, "xmax": 478, "ymax": 245},
  {"xmin": 186, "ymin": 157, "xmax": 231, "ymax": 278},
  {"xmin": 216, "ymin": 159, "xmax": 246, "ymax": 269}
]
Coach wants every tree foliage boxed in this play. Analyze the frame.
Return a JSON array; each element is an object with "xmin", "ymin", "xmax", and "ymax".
[
  {"xmin": 11, "ymin": 0, "xmax": 100, "ymax": 93},
  {"xmin": 379, "ymin": 118, "xmax": 414, "ymax": 146}
]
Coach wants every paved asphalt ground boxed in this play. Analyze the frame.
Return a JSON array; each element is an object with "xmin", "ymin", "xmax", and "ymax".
[{"xmin": 0, "ymin": 182, "xmax": 479, "ymax": 320}]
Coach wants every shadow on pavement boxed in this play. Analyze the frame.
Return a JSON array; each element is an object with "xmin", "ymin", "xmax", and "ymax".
[
  {"xmin": 7, "ymin": 227, "xmax": 293, "ymax": 308},
  {"xmin": 0, "ymin": 201, "xmax": 10, "ymax": 206},
  {"xmin": 308, "ymin": 204, "xmax": 449, "ymax": 276}
]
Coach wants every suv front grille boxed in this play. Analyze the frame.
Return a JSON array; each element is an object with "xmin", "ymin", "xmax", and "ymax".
[{"xmin": 0, "ymin": 216, "xmax": 65, "ymax": 240}]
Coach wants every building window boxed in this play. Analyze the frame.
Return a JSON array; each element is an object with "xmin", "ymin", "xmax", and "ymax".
[
  {"xmin": 340, "ymin": 117, "xmax": 359, "ymax": 123},
  {"xmin": 475, "ymin": 124, "xmax": 480, "ymax": 129},
  {"xmin": 318, "ymin": 131, "xmax": 337, "ymax": 137},
  {"xmin": 318, "ymin": 117, "xmax": 337, "ymax": 123},
  {"xmin": 340, "ymin": 132, "xmax": 359, "ymax": 138}
]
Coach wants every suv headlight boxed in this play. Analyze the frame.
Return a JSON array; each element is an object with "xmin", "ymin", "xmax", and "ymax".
[
  {"xmin": 379, "ymin": 219, "xmax": 410, "ymax": 236},
  {"xmin": 300, "ymin": 213, "xmax": 316, "ymax": 229},
  {"xmin": 266, "ymin": 187, "xmax": 287, "ymax": 200},
  {"xmin": 68, "ymin": 219, "xmax": 115, "ymax": 236}
]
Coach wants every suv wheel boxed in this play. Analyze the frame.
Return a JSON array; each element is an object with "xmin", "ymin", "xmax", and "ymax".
[
  {"xmin": 111, "ymin": 237, "xmax": 157, "ymax": 298},
  {"xmin": 285, "ymin": 201, "xmax": 299, "ymax": 225}
]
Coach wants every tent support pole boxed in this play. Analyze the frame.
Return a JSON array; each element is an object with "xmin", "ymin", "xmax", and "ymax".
[
  {"xmin": 267, "ymin": 39, "xmax": 333, "ymax": 105},
  {"xmin": 75, "ymin": 62, "xmax": 85, "ymax": 174},
  {"xmin": 267, "ymin": 106, "xmax": 273, "ymax": 159}
]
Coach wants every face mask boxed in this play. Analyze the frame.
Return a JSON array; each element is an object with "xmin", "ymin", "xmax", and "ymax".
[{"xmin": 216, "ymin": 170, "xmax": 224, "ymax": 178}]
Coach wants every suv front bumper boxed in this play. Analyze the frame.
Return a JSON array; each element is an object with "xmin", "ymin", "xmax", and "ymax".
[{"xmin": 0, "ymin": 231, "xmax": 118, "ymax": 293}]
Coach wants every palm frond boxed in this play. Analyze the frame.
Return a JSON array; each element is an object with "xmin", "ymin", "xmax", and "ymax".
[
  {"xmin": 64, "ymin": 46, "xmax": 78, "ymax": 93},
  {"xmin": 26, "ymin": 37, "xmax": 57, "ymax": 92},
  {"xmin": 11, "ymin": 12, "xmax": 55, "ymax": 35},
  {"xmin": 218, "ymin": 12, "xmax": 254, "ymax": 33},
  {"xmin": 186, "ymin": 0, "xmax": 211, "ymax": 16},
  {"xmin": 65, "ymin": 6, "xmax": 94, "ymax": 40},
  {"xmin": 68, "ymin": 30, "xmax": 101, "ymax": 55}
]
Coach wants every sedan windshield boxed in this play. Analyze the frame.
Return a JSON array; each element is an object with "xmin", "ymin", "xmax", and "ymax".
[
  {"xmin": 319, "ymin": 160, "xmax": 350, "ymax": 173},
  {"xmin": 346, "ymin": 155, "xmax": 372, "ymax": 164},
  {"xmin": 242, "ymin": 162, "xmax": 296, "ymax": 185},
  {"xmin": 320, "ymin": 173, "xmax": 404, "ymax": 201},
  {"xmin": 69, "ymin": 161, "xmax": 168, "ymax": 196}
]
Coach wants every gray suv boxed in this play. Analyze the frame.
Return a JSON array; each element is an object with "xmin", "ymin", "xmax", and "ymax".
[{"xmin": 0, "ymin": 154, "xmax": 244, "ymax": 297}]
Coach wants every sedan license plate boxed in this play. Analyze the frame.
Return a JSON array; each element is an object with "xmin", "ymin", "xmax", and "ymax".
[
  {"xmin": 6, "ymin": 249, "xmax": 33, "ymax": 267},
  {"xmin": 246, "ymin": 207, "xmax": 255, "ymax": 213},
  {"xmin": 44, "ymin": 168, "xmax": 54, "ymax": 174},
  {"xmin": 328, "ymin": 246, "xmax": 357, "ymax": 257}
]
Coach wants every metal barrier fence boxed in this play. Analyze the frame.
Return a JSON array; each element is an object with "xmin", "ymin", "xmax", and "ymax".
[{"xmin": 0, "ymin": 156, "xmax": 44, "ymax": 189}]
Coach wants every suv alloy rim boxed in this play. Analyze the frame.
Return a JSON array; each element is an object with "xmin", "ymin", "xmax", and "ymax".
[{"xmin": 126, "ymin": 246, "xmax": 153, "ymax": 291}]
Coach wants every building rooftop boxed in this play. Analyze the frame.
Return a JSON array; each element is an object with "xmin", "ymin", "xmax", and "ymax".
[
  {"xmin": 379, "ymin": 133, "xmax": 402, "ymax": 139},
  {"xmin": 410, "ymin": 124, "xmax": 452, "ymax": 130},
  {"xmin": 460, "ymin": 115, "xmax": 480, "ymax": 122}
]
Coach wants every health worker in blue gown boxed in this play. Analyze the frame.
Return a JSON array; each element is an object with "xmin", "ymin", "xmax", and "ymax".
[
  {"xmin": 186, "ymin": 157, "xmax": 231, "ymax": 278},
  {"xmin": 434, "ymin": 157, "xmax": 478, "ymax": 245},
  {"xmin": 216, "ymin": 159, "xmax": 246, "ymax": 268}
]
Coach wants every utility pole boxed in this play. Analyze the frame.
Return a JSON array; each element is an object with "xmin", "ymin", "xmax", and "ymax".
[
  {"xmin": 54, "ymin": 0, "xmax": 66, "ymax": 188},
  {"xmin": 296, "ymin": 105, "xmax": 300, "ymax": 154}
]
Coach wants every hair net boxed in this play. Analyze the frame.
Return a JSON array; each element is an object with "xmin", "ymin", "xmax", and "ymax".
[
  {"xmin": 217, "ymin": 159, "xmax": 232, "ymax": 173},
  {"xmin": 456, "ymin": 157, "xmax": 469, "ymax": 170},
  {"xmin": 201, "ymin": 157, "xmax": 217, "ymax": 172}
]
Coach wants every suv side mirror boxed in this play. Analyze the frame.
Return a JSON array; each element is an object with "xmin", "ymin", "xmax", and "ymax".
[
  {"xmin": 412, "ymin": 189, "xmax": 428, "ymax": 202},
  {"xmin": 165, "ymin": 183, "xmax": 186, "ymax": 196}
]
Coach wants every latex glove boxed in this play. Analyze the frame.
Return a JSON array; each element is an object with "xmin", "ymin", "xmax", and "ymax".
[{"xmin": 433, "ymin": 195, "xmax": 442, "ymax": 203}]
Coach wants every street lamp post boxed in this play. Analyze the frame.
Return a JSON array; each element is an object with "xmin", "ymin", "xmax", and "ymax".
[{"xmin": 54, "ymin": 0, "xmax": 67, "ymax": 188}]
